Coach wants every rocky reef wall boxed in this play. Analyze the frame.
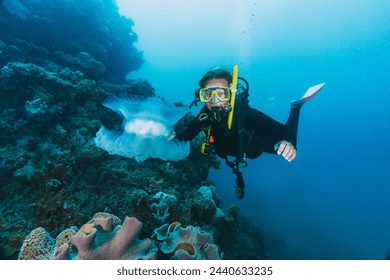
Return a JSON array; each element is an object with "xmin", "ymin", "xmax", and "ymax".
[{"xmin": 0, "ymin": 0, "xmax": 143, "ymax": 82}]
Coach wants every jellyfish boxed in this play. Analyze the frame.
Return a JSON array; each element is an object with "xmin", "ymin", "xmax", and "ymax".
[{"xmin": 94, "ymin": 96, "xmax": 190, "ymax": 162}]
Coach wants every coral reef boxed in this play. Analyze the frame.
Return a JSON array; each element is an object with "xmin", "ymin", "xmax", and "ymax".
[
  {"xmin": 19, "ymin": 212, "xmax": 227, "ymax": 260},
  {"xmin": 25, "ymin": 98, "xmax": 48, "ymax": 117},
  {"xmin": 0, "ymin": 0, "xmax": 142, "ymax": 82},
  {"xmin": 55, "ymin": 216, "xmax": 157, "ymax": 260},
  {"xmin": 150, "ymin": 192, "xmax": 179, "ymax": 225},
  {"xmin": 19, "ymin": 214, "xmax": 157, "ymax": 260},
  {"xmin": 0, "ymin": 0, "xmax": 267, "ymax": 260}
]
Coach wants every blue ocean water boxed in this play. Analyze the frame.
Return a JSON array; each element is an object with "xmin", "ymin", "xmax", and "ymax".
[{"xmin": 119, "ymin": 0, "xmax": 390, "ymax": 259}]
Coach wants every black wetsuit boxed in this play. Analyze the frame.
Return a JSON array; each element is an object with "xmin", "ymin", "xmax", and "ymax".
[{"xmin": 175, "ymin": 102, "xmax": 301, "ymax": 161}]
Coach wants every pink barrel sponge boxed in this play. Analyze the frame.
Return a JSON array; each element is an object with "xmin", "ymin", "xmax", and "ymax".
[{"xmin": 19, "ymin": 216, "xmax": 157, "ymax": 260}]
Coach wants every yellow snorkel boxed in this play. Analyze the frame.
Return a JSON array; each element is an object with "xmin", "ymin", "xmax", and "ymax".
[{"xmin": 227, "ymin": 65, "xmax": 239, "ymax": 130}]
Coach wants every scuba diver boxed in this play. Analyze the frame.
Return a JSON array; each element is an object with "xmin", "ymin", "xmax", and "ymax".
[{"xmin": 168, "ymin": 65, "xmax": 324, "ymax": 199}]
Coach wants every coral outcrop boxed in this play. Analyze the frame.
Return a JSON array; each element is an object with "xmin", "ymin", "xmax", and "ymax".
[
  {"xmin": 55, "ymin": 216, "xmax": 156, "ymax": 260},
  {"xmin": 154, "ymin": 222, "xmax": 222, "ymax": 260},
  {"xmin": 18, "ymin": 227, "xmax": 56, "ymax": 260},
  {"xmin": 18, "ymin": 213, "xmax": 224, "ymax": 260},
  {"xmin": 19, "ymin": 214, "xmax": 157, "ymax": 260}
]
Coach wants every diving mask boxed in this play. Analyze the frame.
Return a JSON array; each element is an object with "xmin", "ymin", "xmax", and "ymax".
[{"xmin": 199, "ymin": 86, "xmax": 231, "ymax": 103}]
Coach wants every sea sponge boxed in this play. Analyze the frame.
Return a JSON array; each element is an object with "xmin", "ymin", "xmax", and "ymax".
[
  {"xmin": 19, "ymin": 215, "xmax": 157, "ymax": 260},
  {"xmin": 55, "ymin": 216, "xmax": 157, "ymax": 260}
]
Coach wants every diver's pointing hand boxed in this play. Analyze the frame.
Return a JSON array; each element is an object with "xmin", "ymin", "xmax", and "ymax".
[
  {"xmin": 167, "ymin": 132, "xmax": 176, "ymax": 141},
  {"xmin": 274, "ymin": 140, "xmax": 297, "ymax": 162}
]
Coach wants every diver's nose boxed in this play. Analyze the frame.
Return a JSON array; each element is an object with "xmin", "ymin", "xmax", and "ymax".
[{"xmin": 211, "ymin": 95, "xmax": 219, "ymax": 104}]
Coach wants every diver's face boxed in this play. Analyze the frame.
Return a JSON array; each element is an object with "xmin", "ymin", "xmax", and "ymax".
[{"xmin": 204, "ymin": 78, "xmax": 230, "ymax": 111}]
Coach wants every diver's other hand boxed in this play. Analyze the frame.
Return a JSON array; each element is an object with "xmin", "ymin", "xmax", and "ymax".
[
  {"xmin": 167, "ymin": 132, "xmax": 176, "ymax": 141},
  {"xmin": 274, "ymin": 140, "xmax": 297, "ymax": 162}
]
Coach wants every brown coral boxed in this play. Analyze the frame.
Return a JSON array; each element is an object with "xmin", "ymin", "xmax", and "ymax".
[
  {"xmin": 55, "ymin": 226, "xmax": 78, "ymax": 248},
  {"xmin": 18, "ymin": 227, "xmax": 56, "ymax": 260}
]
